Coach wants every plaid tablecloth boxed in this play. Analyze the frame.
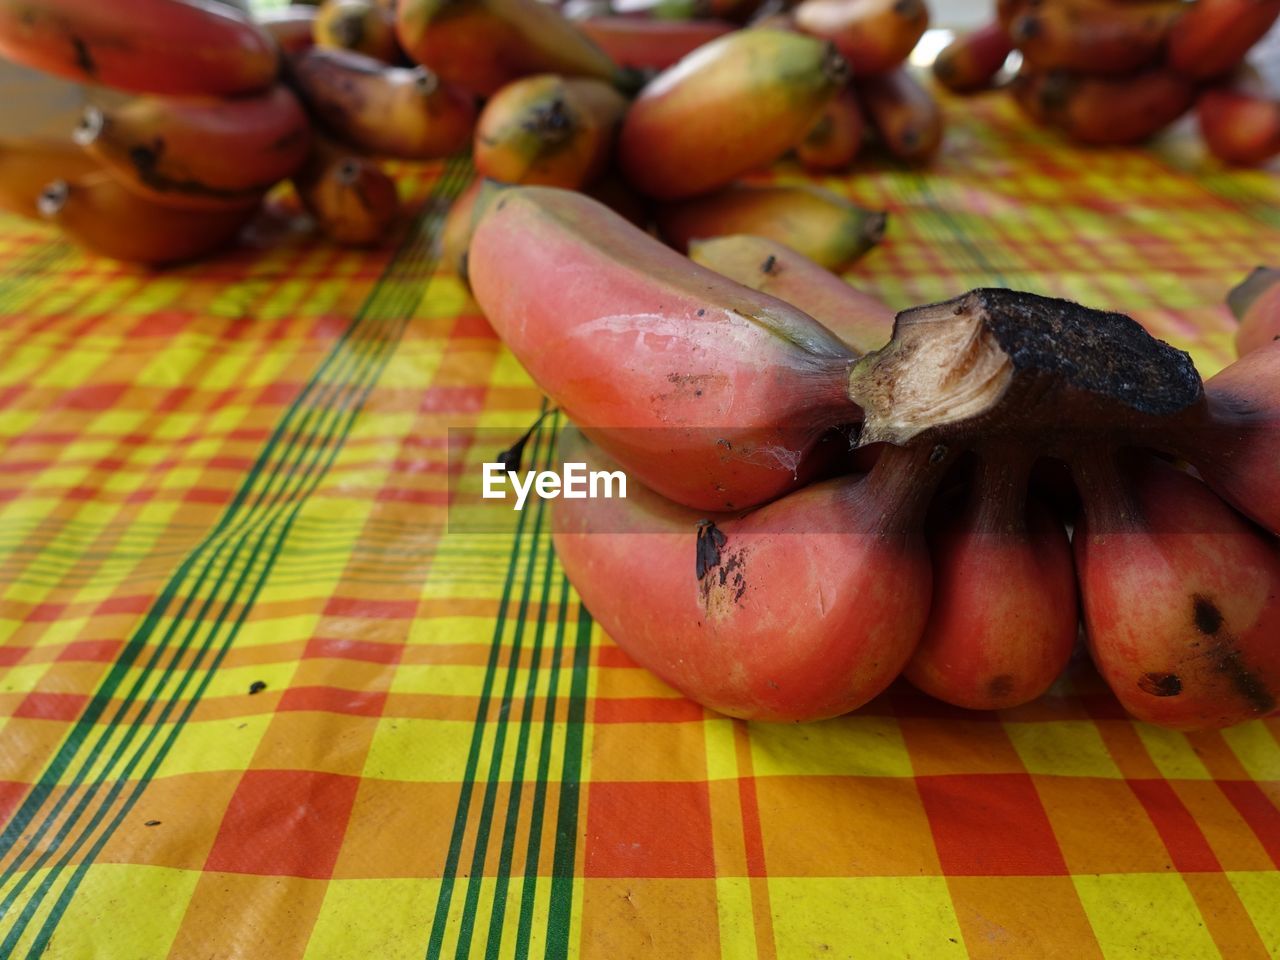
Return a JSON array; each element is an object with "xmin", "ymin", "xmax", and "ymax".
[{"xmin": 1, "ymin": 85, "xmax": 1279, "ymax": 960}]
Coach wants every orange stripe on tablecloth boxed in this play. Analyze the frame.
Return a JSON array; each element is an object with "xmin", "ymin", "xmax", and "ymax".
[
  {"xmin": 1090, "ymin": 719, "xmax": 1268, "ymax": 953},
  {"xmin": 732, "ymin": 721, "xmax": 777, "ymax": 960}
]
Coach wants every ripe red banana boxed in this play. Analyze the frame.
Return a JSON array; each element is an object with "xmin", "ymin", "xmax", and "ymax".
[
  {"xmin": 857, "ymin": 67, "xmax": 943, "ymax": 163},
  {"xmin": 0, "ymin": 0, "xmax": 279, "ymax": 96},
  {"xmin": 468, "ymin": 186, "xmax": 862, "ymax": 511},
  {"xmin": 1167, "ymin": 0, "xmax": 1280, "ymax": 80},
  {"xmin": 792, "ymin": 0, "xmax": 929, "ymax": 77},
  {"xmin": 1176, "ymin": 339, "xmax": 1280, "ymax": 536},
  {"xmin": 38, "ymin": 173, "xmax": 258, "ymax": 265},
  {"xmin": 0, "ymin": 138, "xmax": 99, "ymax": 220},
  {"xmin": 574, "ymin": 17, "xmax": 736, "ymax": 70},
  {"xmin": 74, "ymin": 86, "xmax": 311, "ymax": 211},
  {"xmin": 932, "ymin": 22, "xmax": 1012, "ymax": 94},
  {"xmin": 1010, "ymin": 0, "xmax": 1184, "ymax": 77},
  {"xmin": 1228, "ymin": 266, "xmax": 1280, "ymax": 356},
  {"xmin": 687, "ymin": 234, "xmax": 895, "ymax": 354},
  {"xmin": 289, "ymin": 47, "xmax": 476, "ymax": 160},
  {"xmin": 795, "ymin": 87, "xmax": 865, "ymax": 173},
  {"xmin": 617, "ymin": 29, "xmax": 848, "ymax": 199},
  {"xmin": 395, "ymin": 0, "xmax": 622, "ymax": 96},
  {"xmin": 905, "ymin": 451, "xmax": 1078, "ymax": 710},
  {"xmin": 1197, "ymin": 85, "xmax": 1280, "ymax": 167},
  {"xmin": 655, "ymin": 183, "xmax": 888, "ymax": 271},
  {"xmin": 1033, "ymin": 68, "xmax": 1195, "ymax": 145},
  {"xmin": 552, "ymin": 427, "xmax": 950, "ymax": 722},
  {"xmin": 1074, "ymin": 453, "xmax": 1280, "ymax": 730},
  {"xmin": 473, "ymin": 75, "xmax": 627, "ymax": 188}
]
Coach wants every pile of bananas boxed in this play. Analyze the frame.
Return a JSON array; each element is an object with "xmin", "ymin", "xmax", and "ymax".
[
  {"xmin": 936, "ymin": 0, "xmax": 1280, "ymax": 164},
  {"xmin": 465, "ymin": 185, "xmax": 1280, "ymax": 732},
  {"xmin": 0, "ymin": 0, "xmax": 950, "ymax": 267}
]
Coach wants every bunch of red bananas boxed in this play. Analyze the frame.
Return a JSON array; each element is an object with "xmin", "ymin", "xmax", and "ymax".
[
  {"xmin": 463, "ymin": 184, "xmax": 1280, "ymax": 732},
  {"xmin": 935, "ymin": 0, "xmax": 1280, "ymax": 164},
  {"xmin": 0, "ymin": 0, "xmax": 951, "ymax": 266}
]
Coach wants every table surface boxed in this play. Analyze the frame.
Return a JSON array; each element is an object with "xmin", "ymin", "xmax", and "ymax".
[{"xmin": 1, "ymin": 54, "xmax": 1280, "ymax": 960}]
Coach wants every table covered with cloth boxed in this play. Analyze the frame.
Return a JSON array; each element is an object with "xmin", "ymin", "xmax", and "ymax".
[{"xmin": 0, "ymin": 87, "xmax": 1278, "ymax": 960}]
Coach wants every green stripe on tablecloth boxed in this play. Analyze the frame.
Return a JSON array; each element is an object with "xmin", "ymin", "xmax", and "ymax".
[
  {"xmin": 423, "ymin": 406, "xmax": 550, "ymax": 960},
  {"xmin": 0, "ymin": 157, "xmax": 470, "ymax": 957}
]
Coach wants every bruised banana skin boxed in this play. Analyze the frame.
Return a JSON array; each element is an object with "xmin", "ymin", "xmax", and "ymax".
[
  {"xmin": 1075, "ymin": 454, "xmax": 1280, "ymax": 730},
  {"xmin": 617, "ymin": 29, "xmax": 847, "ymax": 200},
  {"xmin": 468, "ymin": 186, "xmax": 861, "ymax": 512},
  {"xmin": 1228, "ymin": 267, "xmax": 1280, "ymax": 356},
  {"xmin": 1198, "ymin": 87, "xmax": 1280, "ymax": 167},
  {"xmin": 857, "ymin": 68, "xmax": 943, "ymax": 163},
  {"xmin": 1168, "ymin": 0, "xmax": 1280, "ymax": 80},
  {"xmin": 289, "ymin": 47, "xmax": 475, "ymax": 160},
  {"xmin": 575, "ymin": 17, "xmax": 736, "ymax": 71},
  {"xmin": 0, "ymin": 138, "xmax": 99, "ymax": 220},
  {"xmin": 905, "ymin": 461, "xmax": 1078, "ymax": 711},
  {"xmin": 473, "ymin": 75, "xmax": 627, "ymax": 188},
  {"xmin": 552, "ymin": 428, "xmax": 943, "ymax": 722},
  {"xmin": 38, "ymin": 173, "xmax": 258, "ymax": 265},
  {"xmin": 0, "ymin": 0, "xmax": 279, "ymax": 96},
  {"xmin": 795, "ymin": 87, "xmax": 865, "ymax": 173},
  {"xmin": 932, "ymin": 21, "xmax": 1012, "ymax": 94},
  {"xmin": 656, "ymin": 183, "xmax": 887, "ymax": 272},
  {"xmin": 74, "ymin": 86, "xmax": 311, "ymax": 212},
  {"xmin": 1011, "ymin": 0, "xmax": 1184, "ymax": 77},
  {"xmin": 687, "ymin": 234, "xmax": 895, "ymax": 355},
  {"xmin": 396, "ymin": 0, "xmax": 620, "ymax": 97},
  {"xmin": 793, "ymin": 0, "xmax": 929, "ymax": 77}
]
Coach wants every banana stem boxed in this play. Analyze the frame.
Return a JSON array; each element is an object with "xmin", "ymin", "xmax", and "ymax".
[
  {"xmin": 969, "ymin": 444, "xmax": 1035, "ymax": 535},
  {"xmin": 860, "ymin": 441, "xmax": 960, "ymax": 536},
  {"xmin": 1069, "ymin": 447, "xmax": 1139, "ymax": 533}
]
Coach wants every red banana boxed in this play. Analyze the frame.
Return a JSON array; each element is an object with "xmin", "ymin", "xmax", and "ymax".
[
  {"xmin": 468, "ymin": 186, "xmax": 862, "ymax": 511},
  {"xmin": 1180, "ymin": 339, "xmax": 1280, "ymax": 536},
  {"xmin": 552, "ymin": 427, "xmax": 949, "ymax": 721},
  {"xmin": 795, "ymin": 87, "xmax": 866, "ymax": 172},
  {"xmin": 574, "ymin": 17, "xmax": 736, "ymax": 70},
  {"xmin": 932, "ymin": 22, "xmax": 1012, "ymax": 94},
  {"xmin": 395, "ymin": 0, "xmax": 622, "ymax": 96},
  {"xmin": 0, "ymin": 0, "xmax": 279, "ymax": 96},
  {"xmin": 792, "ymin": 0, "xmax": 929, "ymax": 77},
  {"xmin": 1010, "ymin": 0, "xmax": 1184, "ymax": 77},
  {"xmin": 1228, "ymin": 266, "xmax": 1280, "ymax": 356},
  {"xmin": 1036, "ymin": 68, "xmax": 1195, "ymax": 145},
  {"xmin": 1197, "ymin": 85, "xmax": 1280, "ymax": 167},
  {"xmin": 38, "ymin": 173, "xmax": 258, "ymax": 265},
  {"xmin": 857, "ymin": 67, "xmax": 944, "ymax": 163},
  {"xmin": 289, "ymin": 47, "xmax": 476, "ymax": 160},
  {"xmin": 905, "ymin": 451, "xmax": 1079, "ymax": 710},
  {"xmin": 1168, "ymin": 0, "xmax": 1280, "ymax": 80},
  {"xmin": 74, "ymin": 86, "xmax": 311, "ymax": 211},
  {"xmin": 0, "ymin": 137, "xmax": 99, "ymax": 220},
  {"xmin": 1075, "ymin": 453, "xmax": 1280, "ymax": 730}
]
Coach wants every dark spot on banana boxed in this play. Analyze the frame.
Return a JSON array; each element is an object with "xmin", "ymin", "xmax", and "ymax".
[
  {"xmin": 988, "ymin": 674, "xmax": 1015, "ymax": 699},
  {"xmin": 1192, "ymin": 595, "xmax": 1223, "ymax": 635},
  {"xmin": 1138, "ymin": 672, "xmax": 1182, "ymax": 697}
]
